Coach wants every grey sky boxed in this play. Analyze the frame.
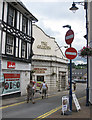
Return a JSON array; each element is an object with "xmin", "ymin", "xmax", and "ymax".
[{"xmin": 21, "ymin": 0, "xmax": 87, "ymax": 65}]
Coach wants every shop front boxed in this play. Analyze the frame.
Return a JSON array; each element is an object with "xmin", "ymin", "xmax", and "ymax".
[{"xmin": 1, "ymin": 60, "xmax": 31, "ymax": 96}]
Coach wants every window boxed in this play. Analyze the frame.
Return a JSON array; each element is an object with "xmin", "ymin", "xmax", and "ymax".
[
  {"xmin": 22, "ymin": 41, "xmax": 26, "ymax": 58},
  {"xmin": 8, "ymin": 6, "xmax": 15, "ymax": 26},
  {"xmin": 37, "ymin": 76, "xmax": 44, "ymax": 82},
  {"xmin": 6, "ymin": 34, "xmax": 14, "ymax": 55},
  {"xmin": 22, "ymin": 16, "xmax": 28, "ymax": 33}
]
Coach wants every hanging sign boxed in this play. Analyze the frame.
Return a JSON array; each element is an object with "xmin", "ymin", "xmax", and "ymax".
[{"xmin": 65, "ymin": 29, "xmax": 74, "ymax": 44}]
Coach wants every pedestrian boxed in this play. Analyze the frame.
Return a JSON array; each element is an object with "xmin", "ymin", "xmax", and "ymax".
[
  {"xmin": 26, "ymin": 80, "xmax": 35, "ymax": 104},
  {"xmin": 32, "ymin": 82, "xmax": 36, "ymax": 96},
  {"xmin": 40, "ymin": 81, "xmax": 48, "ymax": 99},
  {"xmin": 73, "ymin": 82, "xmax": 76, "ymax": 91}
]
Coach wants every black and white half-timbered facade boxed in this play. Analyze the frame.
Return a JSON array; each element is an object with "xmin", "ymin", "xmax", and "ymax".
[{"xmin": 0, "ymin": 0, "xmax": 38, "ymax": 96}]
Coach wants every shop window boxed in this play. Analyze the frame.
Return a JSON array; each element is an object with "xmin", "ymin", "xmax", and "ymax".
[
  {"xmin": 22, "ymin": 16, "xmax": 28, "ymax": 34},
  {"xmin": 6, "ymin": 34, "xmax": 14, "ymax": 55},
  {"xmin": 22, "ymin": 41, "xmax": 26, "ymax": 58},
  {"xmin": 37, "ymin": 76, "xmax": 44, "ymax": 82}
]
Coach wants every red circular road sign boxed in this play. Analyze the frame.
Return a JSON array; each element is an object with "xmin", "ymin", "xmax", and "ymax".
[
  {"xmin": 65, "ymin": 47, "xmax": 77, "ymax": 60},
  {"xmin": 65, "ymin": 29, "xmax": 74, "ymax": 45}
]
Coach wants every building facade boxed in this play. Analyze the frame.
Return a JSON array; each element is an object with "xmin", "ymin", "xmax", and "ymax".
[
  {"xmin": 32, "ymin": 25, "xmax": 68, "ymax": 92},
  {"xmin": 88, "ymin": 1, "xmax": 92, "ymax": 104},
  {"xmin": 0, "ymin": 0, "xmax": 38, "ymax": 96}
]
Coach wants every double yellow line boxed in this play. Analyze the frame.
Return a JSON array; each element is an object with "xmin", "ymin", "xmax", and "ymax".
[{"xmin": 34, "ymin": 105, "xmax": 62, "ymax": 120}]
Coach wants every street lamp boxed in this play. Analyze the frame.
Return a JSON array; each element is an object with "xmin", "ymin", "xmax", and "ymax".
[{"xmin": 69, "ymin": 0, "xmax": 89, "ymax": 106}]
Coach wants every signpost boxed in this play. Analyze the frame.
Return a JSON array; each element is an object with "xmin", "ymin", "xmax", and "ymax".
[
  {"xmin": 65, "ymin": 29, "xmax": 74, "ymax": 45},
  {"xmin": 64, "ymin": 28, "xmax": 77, "ymax": 112}
]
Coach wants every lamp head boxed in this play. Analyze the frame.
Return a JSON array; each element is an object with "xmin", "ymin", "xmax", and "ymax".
[
  {"xmin": 69, "ymin": 2, "xmax": 79, "ymax": 13},
  {"xmin": 63, "ymin": 25, "xmax": 71, "ymax": 29}
]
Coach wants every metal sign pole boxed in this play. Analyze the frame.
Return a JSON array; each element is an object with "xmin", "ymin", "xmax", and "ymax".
[{"xmin": 69, "ymin": 44, "xmax": 72, "ymax": 111}]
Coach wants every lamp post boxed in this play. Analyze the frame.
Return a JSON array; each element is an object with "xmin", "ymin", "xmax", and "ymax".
[
  {"xmin": 63, "ymin": 25, "xmax": 73, "ymax": 111},
  {"xmin": 69, "ymin": 0, "xmax": 89, "ymax": 106}
]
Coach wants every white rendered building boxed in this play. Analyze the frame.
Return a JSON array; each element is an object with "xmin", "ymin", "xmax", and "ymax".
[{"xmin": 32, "ymin": 25, "xmax": 68, "ymax": 92}]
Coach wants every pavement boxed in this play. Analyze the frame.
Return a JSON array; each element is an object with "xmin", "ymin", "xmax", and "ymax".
[{"xmin": 1, "ymin": 90, "xmax": 92, "ymax": 120}]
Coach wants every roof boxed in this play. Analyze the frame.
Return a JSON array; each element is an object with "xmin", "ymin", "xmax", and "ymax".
[{"xmin": 6, "ymin": 0, "xmax": 38, "ymax": 22}]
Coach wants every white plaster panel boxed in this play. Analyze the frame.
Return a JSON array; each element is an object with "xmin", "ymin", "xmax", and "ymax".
[
  {"xmin": 17, "ymin": 12, "xmax": 19, "ymax": 30},
  {"xmin": 27, "ymin": 20, "xmax": 29, "ymax": 36},
  {"xmin": 20, "ymin": 14, "xmax": 22, "ymax": 31},
  {"xmin": 0, "ymin": 0, "xmax": 3, "ymax": 20},
  {"xmin": 3, "ymin": 2, "xmax": 7, "ymax": 23},
  {"xmin": 19, "ymin": 39, "xmax": 21, "ymax": 58},
  {"xmin": 16, "ymin": 38, "xmax": 18, "ymax": 57},
  {"xmin": 2, "ymin": 32, "xmax": 6, "ymax": 54}
]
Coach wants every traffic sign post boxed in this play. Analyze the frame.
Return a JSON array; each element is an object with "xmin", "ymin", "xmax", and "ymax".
[
  {"xmin": 65, "ymin": 47, "xmax": 77, "ymax": 112},
  {"xmin": 64, "ymin": 28, "xmax": 77, "ymax": 112}
]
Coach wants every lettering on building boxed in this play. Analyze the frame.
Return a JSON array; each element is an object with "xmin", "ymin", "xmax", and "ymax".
[
  {"xmin": 37, "ymin": 41, "xmax": 51, "ymax": 50},
  {"xmin": 34, "ymin": 68, "xmax": 47, "ymax": 73}
]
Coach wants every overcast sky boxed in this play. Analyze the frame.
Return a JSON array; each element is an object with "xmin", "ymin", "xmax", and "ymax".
[{"xmin": 21, "ymin": 0, "xmax": 87, "ymax": 65}]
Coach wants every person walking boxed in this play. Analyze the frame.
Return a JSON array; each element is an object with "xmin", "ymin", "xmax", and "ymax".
[
  {"xmin": 40, "ymin": 81, "xmax": 48, "ymax": 99},
  {"xmin": 32, "ymin": 81, "xmax": 36, "ymax": 97},
  {"xmin": 73, "ymin": 82, "xmax": 76, "ymax": 91},
  {"xmin": 26, "ymin": 80, "xmax": 35, "ymax": 104}
]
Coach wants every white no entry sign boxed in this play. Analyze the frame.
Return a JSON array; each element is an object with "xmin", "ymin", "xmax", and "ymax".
[{"xmin": 65, "ymin": 29, "xmax": 74, "ymax": 45}]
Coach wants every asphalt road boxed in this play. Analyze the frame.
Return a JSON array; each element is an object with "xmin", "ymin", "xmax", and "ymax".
[{"xmin": 2, "ymin": 83, "xmax": 86, "ymax": 119}]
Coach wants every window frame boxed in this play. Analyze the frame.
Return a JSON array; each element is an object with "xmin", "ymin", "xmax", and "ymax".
[
  {"xmin": 21, "ymin": 41, "xmax": 27, "ymax": 58},
  {"xmin": 7, "ymin": 4, "xmax": 16, "ymax": 27},
  {"xmin": 6, "ymin": 34, "xmax": 14, "ymax": 55},
  {"xmin": 22, "ymin": 15, "xmax": 28, "ymax": 34}
]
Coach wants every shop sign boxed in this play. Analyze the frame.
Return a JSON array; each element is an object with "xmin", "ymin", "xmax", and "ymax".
[
  {"xmin": 7, "ymin": 61, "xmax": 15, "ymax": 69},
  {"xmin": 34, "ymin": 68, "xmax": 47, "ymax": 73},
  {"xmin": 1, "ymin": 73, "xmax": 20, "ymax": 95}
]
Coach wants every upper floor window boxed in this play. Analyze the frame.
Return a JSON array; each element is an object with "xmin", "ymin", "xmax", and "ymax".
[
  {"xmin": 22, "ymin": 16, "xmax": 28, "ymax": 34},
  {"xmin": 6, "ymin": 34, "xmax": 14, "ymax": 55},
  {"xmin": 8, "ymin": 5, "xmax": 15, "ymax": 26},
  {"xmin": 22, "ymin": 41, "xmax": 26, "ymax": 58}
]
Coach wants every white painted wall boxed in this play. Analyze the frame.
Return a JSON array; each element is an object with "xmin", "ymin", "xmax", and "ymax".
[
  {"xmin": 32, "ymin": 25, "xmax": 67, "ymax": 63},
  {"xmin": 88, "ymin": 1, "xmax": 92, "ymax": 104}
]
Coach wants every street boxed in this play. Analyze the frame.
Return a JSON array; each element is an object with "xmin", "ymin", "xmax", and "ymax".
[{"xmin": 2, "ymin": 83, "xmax": 87, "ymax": 119}]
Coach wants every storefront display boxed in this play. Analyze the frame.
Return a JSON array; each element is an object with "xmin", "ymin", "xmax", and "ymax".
[{"xmin": 1, "ymin": 73, "xmax": 20, "ymax": 95}]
